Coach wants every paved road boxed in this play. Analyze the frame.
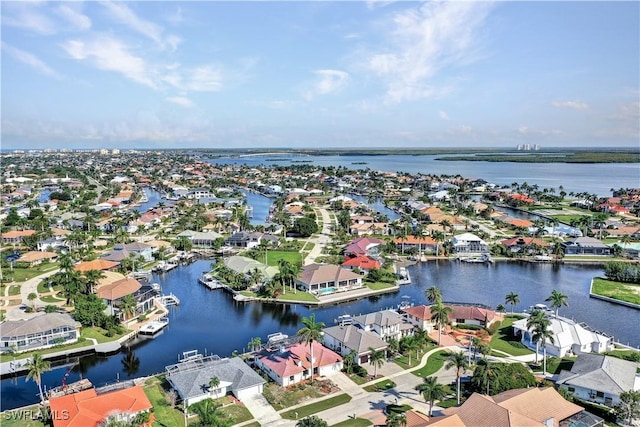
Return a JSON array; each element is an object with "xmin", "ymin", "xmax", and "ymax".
[{"xmin": 304, "ymin": 208, "xmax": 334, "ymax": 265}]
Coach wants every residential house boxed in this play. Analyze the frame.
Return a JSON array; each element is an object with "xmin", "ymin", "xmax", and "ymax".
[
  {"xmin": 451, "ymin": 233, "xmax": 489, "ymax": 255},
  {"xmin": 223, "ymin": 256, "xmax": 279, "ymax": 281},
  {"xmin": 562, "ymin": 237, "xmax": 612, "ymax": 256},
  {"xmin": 165, "ymin": 355, "xmax": 265, "ymax": 406},
  {"xmin": 341, "ymin": 255, "xmax": 381, "ymax": 272},
  {"xmin": 224, "ymin": 231, "xmax": 269, "ymax": 249},
  {"xmin": 343, "ymin": 237, "xmax": 385, "ymax": 258},
  {"xmin": 512, "ymin": 316, "xmax": 614, "ymax": 357},
  {"xmin": 101, "ymin": 242, "xmax": 154, "ymax": 263},
  {"xmin": 427, "ymin": 387, "xmax": 590, "ymax": 427},
  {"xmin": 96, "ymin": 278, "xmax": 142, "ymax": 318},
  {"xmin": 1, "ymin": 229, "xmax": 36, "ymax": 245},
  {"xmin": 48, "ymin": 385, "xmax": 153, "ymax": 427},
  {"xmin": 74, "ymin": 259, "xmax": 120, "ymax": 273},
  {"xmin": 349, "ymin": 222, "xmax": 389, "ymax": 236},
  {"xmin": 177, "ymin": 230, "xmax": 224, "ymax": 248},
  {"xmin": 401, "ymin": 305, "xmax": 436, "ymax": 333},
  {"xmin": 401, "ymin": 305, "xmax": 500, "ymax": 333},
  {"xmin": 500, "ymin": 237, "xmax": 549, "ymax": 254},
  {"xmin": 322, "ymin": 324, "xmax": 388, "ymax": 365},
  {"xmin": 295, "ymin": 264, "xmax": 363, "ymax": 295},
  {"xmin": 1, "ymin": 313, "xmax": 81, "ymax": 353},
  {"xmin": 556, "ymin": 353, "xmax": 640, "ymax": 407},
  {"xmin": 352, "ymin": 309, "xmax": 413, "ymax": 341},
  {"xmin": 255, "ymin": 341, "xmax": 343, "ymax": 387},
  {"xmin": 18, "ymin": 251, "xmax": 58, "ymax": 267},
  {"xmin": 394, "ymin": 236, "xmax": 439, "ymax": 254}
]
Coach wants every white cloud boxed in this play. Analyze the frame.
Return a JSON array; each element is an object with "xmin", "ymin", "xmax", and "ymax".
[
  {"xmin": 166, "ymin": 96, "xmax": 194, "ymax": 108},
  {"xmin": 551, "ymin": 100, "xmax": 589, "ymax": 110},
  {"xmin": 366, "ymin": 2, "xmax": 493, "ymax": 103},
  {"xmin": 438, "ymin": 110, "xmax": 449, "ymax": 120},
  {"xmin": 100, "ymin": 1, "xmax": 179, "ymax": 51},
  {"xmin": 1, "ymin": 42, "xmax": 62, "ymax": 78},
  {"xmin": 304, "ymin": 69, "xmax": 349, "ymax": 100},
  {"xmin": 163, "ymin": 65, "xmax": 223, "ymax": 92},
  {"xmin": 61, "ymin": 36, "xmax": 156, "ymax": 89},
  {"xmin": 56, "ymin": 4, "xmax": 91, "ymax": 31},
  {"xmin": 1, "ymin": 2, "xmax": 57, "ymax": 35}
]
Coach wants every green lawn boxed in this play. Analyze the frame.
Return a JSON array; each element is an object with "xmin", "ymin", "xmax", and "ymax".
[
  {"xmin": 276, "ymin": 292, "xmax": 319, "ymax": 303},
  {"xmin": 591, "ymin": 278, "xmax": 640, "ymax": 306},
  {"xmin": 394, "ymin": 343, "xmax": 437, "ymax": 370},
  {"xmin": 0, "ymin": 406, "xmax": 47, "ymax": 427},
  {"xmin": 490, "ymin": 316, "xmax": 533, "ymax": 357},
  {"xmin": 217, "ymin": 398, "xmax": 254, "ymax": 423},
  {"xmin": 366, "ymin": 282, "xmax": 397, "ymax": 291},
  {"xmin": 8, "ymin": 284, "xmax": 21, "ymax": 296},
  {"xmin": 544, "ymin": 357, "xmax": 576, "ymax": 375},
  {"xmin": 259, "ymin": 250, "xmax": 304, "ymax": 267},
  {"xmin": 6, "ymin": 264, "xmax": 59, "ymax": 282},
  {"xmin": 280, "ymin": 394, "xmax": 352, "ymax": 420},
  {"xmin": 37, "ymin": 281, "xmax": 60, "ymax": 294},
  {"xmin": 263, "ymin": 382, "xmax": 326, "ymax": 410},
  {"xmin": 40, "ymin": 294, "xmax": 64, "ymax": 303},
  {"xmin": 143, "ymin": 380, "xmax": 186, "ymax": 427},
  {"xmin": 410, "ymin": 350, "xmax": 449, "ymax": 378},
  {"xmin": 330, "ymin": 418, "xmax": 372, "ymax": 427},
  {"xmin": 81, "ymin": 326, "xmax": 131, "ymax": 343},
  {"xmin": 363, "ymin": 380, "xmax": 396, "ymax": 392}
]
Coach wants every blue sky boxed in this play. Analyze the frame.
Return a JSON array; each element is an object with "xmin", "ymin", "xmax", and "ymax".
[{"xmin": 2, "ymin": 1, "xmax": 638, "ymax": 149}]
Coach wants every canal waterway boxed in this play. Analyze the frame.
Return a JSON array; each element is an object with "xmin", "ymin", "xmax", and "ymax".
[
  {"xmin": 208, "ymin": 154, "xmax": 639, "ymax": 197},
  {"xmin": 2, "ymin": 259, "xmax": 638, "ymax": 410}
]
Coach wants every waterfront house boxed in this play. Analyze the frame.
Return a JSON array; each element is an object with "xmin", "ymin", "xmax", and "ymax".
[
  {"xmin": 556, "ymin": 353, "xmax": 640, "ymax": 407},
  {"xmin": 562, "ymin": 237, "xmax": 611, "ymax": 256},
  {"xmin": 429, "ymin": 387, "xmax": 588, "ymax": 427},
  {"xmin": 322, "ymin": 324, "xmax": 388, "ymax": 365},
  {"xmin": 341, "ymin": 255, "xmax": 382, "ymax": 272},
  {"xmin": 176, "ymin": 230, "xmax": 223, "ymax": 248},
  {"xmin": 255, "ymin": 341, "xmax": 343, "ymax": 387},
  {"xmin": 295, "ymin": 264, "xmax": 363, "ymax": 295},
  {"xmin": 101, "ymin": 242, "xmax": 154, "ymax": 263},
  {"xmin": 343, "ymin": 237, "xmax": 385, "ymax": 257},
  {"xmin": 223, "ymin": 256, "xmax": 279, "ymax": 281},
  {"xmin": 224, "ymin": 231, "xmax": 270, "ymax": 249},
  {"xmin": 394, "ymin": 236, "xmax": 438, "ymax": 254},
  {"xmin": 96, "ymin": 278, "xmax": 142, "ymax": 318},
  {"xmin": 500, "ymin": 236, "xmax": 549, "ymax": 255},
  {"xmin": 451, "ymin": 232, "xmax": 489, "ymax": 255},
  {"xmin": 352, "ymin": 309, "xmax": 413, "ymax": 341},
  {"xmin": 401, "ymin": 305, "xmax": 499, "ymax": 332},
  {"xmin": 74, "ymin": 259, "xmax": 120, "ymax": 273},
  {"xmin": 48, "ymin": 384, "xmax": 152, "ymax": 427},
  {"xmin": 401, "ymin": 305, "xmax": 436, "ymax": 333},
  {"xmin": 166, "ymin": 355, "xmax": 265, "ymax": 406},
  {"xmin": 512, "ymin": 316, "xmax": 614, "ymax": 357},
  {"xmin": 0, "ymin": 313, "xmax": 81, "ymax": 353}
]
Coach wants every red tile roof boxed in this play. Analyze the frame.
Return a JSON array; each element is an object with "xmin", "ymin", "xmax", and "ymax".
[
  {"xmin": 49, "ymin": 385, "xmax": 152, "ymax": 427},
  {"xmin": 257, "ymin": 342, "xmax": 342, "ymax": 379},
  {"xmin": 342, "ymin": 256, "xmax": 381, "ymax": 270},
  {"xmin": 96, "ymin": 278, "xmax": 141, "ymax": 300}
]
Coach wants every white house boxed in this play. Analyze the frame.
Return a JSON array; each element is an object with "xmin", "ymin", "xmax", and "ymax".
[
  {"xmin": 512, "ymin": 315, "xmax": 614, "ymax": 358},
  {"xmin": 451, "ymin": 232, "xmax": 489, "ymax": 255},
  {"xmin": 1, "ymin": 313, "xmax": 81, "ymax": 353},
  {"xmin": 556, "ymin": 353, "xmax": 640, "ymax": 407},
  {"xmin": 322, "ymin": 324, "xmax": 388, "ymax": 366},
  {"xmin": 352, "ymin": 309, "xmax": 412, "ymax": 341},
  {"xmin": 165, "ymin": 355, "xmax": 265, "ymax": 406},
  {"xmin": 295, "ymin": 264, "xmax": 363, "ymax": 295}
]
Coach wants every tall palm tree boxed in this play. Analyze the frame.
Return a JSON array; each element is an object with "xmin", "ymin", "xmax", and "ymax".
[
  {"xmin": 386, "ymin": 412, "xmax": 407, "ymax": 427},
  {"xmin": 545, "ymin": 289, "xmax": 568, "ymax": 318},
  {"xmin": 26, "ymin": 353, "xmax": 51, "ymax": 403},
  {"xmin": 526, "ymin": 309, "xmax": 547, "ymax": 365},
  {"xmin": 119, "ymin": 294, "xmax": 137, "ymax": 320},
  {"xmin": 297, "ymin": 314, "xmax": 325, "ymax": 384},
  {"xmin": 425, "ymin": 286, "xmax": 442, "ymax": 304},
  {"xmin": 446, "ymin": 351, "xmax": 469, "ymax": 405},
  {"xmin": 83, "ymin": 269, "xmax": 105, "ymax": 294},
  {"xmin": 430, "ymin": 302, "xmax": 452, "ymax": 346},
  {"xmin": 532, "ymin": 318, "xmax": 555, "ymax": 375},
  {"xmin": 505, "ymin": 292, "xmax": 520, "ymax": 314},
  {"xmin": 368, "ymin": 347, "xmax": 385, "ymax": 378},
  {"xmin": 209, "ymin": 376, "xmax": 221, "ymax": 399},
  {"xmin": 415, "ymin": 376, "xmax": 446, "ymax": 416}
]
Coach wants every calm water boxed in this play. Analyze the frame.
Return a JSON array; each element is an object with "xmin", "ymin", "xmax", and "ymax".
[
  {"xmin": 209, "ymin": 154, "xmax": 639, "ymax": 197},
  {"xmin": 2, "ymin": 259, "xmax": 637, "ymax": 410},
  {"xmin": 246, "ymin": 191, "xmax": 274, "ymax": 226},
  {"xmin": 132, "ymin": 189, "xmax": 164, "ymax": 213}
]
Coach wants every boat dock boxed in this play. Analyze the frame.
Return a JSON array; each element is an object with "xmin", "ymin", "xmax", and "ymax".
[
  {"xmin": 199, "ymin": 273, "xmax": 225, "ymax": 289},
  {"xmin": 138, "ymin": 317, "xmax": 169, "ymax": 336},
  {"xmin": 153, "ymin": 260, "xmax": 179, "ymax": 273},
  {"xmin": 157, "ymin": 293, "xmax": 180, "ymax": 306}
]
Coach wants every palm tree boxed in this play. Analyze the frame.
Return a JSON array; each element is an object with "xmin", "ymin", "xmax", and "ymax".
[
  {"xmin": 83, "ymin": 269, "xmax": 106, "ymax": 294},
  {"xmin": 505, "ymin": 292, "xmax": 520, "ymax": 314},
  {"xmin": 118, "ymin": 294, "xmax": 137, "ymax": 320},
  {"xmin": 545, "ymin": 289, "xmax": 568, "ymax": 318},
  {"xmin": 26, "ymin": 353, "xmax": 51, "ymax": 403},
  {"xmin": 415, "ymin": 376, "xmax": 446, "ymax": 416},
  {"xmin": 446, "ymin": 351, "xmax": 469, "ymax": 405},
  {"xmin": 473, "ymin": 359, "xmax": 496, "ymax": 395},
  {"xmin": 368, "ymin": 347, "xmax": 385, "ymax": 378},
  {"xmin": 386, "ymin": 412, "xmax": 407, "ymax": 427},
  {"xmin": 526, "ymin": 309, "xmax": 547, "ymax": 365},
  {"xmin": 531, "ymin": 318, "xmax": 555, "ymax": 375},
  {"xmin": 297, "ymin": 314, "xmax": 325, "ymax": 384},
  {"xmin": 425, "ymin": 286, "xmax": 442, "ymax": 304},
  {"xmin": 209, "ymin": 376, "xmax": 221, "ymax": 399},
  {"xmin": 430, "ymin": 302, "xmax": 452, "ymax": 346},
  {"xmin": 296, "ymin": 415, "xmax": 328, "ymax": 427}
]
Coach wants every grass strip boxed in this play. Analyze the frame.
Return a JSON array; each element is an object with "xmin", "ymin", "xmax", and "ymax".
[
  {"xmin": 591, "ymin": 278, "xmax": 640, "ymax": 306},
  {"xmin": 281, "ymin": 394, "xmax": 352, "ymax": 420},
  {"xmin": 330, "ymin": 418, "xmax": 372, "ymax": 427}
]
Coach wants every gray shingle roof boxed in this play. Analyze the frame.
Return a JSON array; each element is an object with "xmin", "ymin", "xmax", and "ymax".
[
  {"xmin": 166, "ymin": 356, "xmax": 264, "ymax": 400},
  {"xmin": 556, "ymin": 353, "xmax": 638, "ymax": 396},
  {"xmin": 323, "ymin": 325, "xmax": 387, "ymax": 354},
  {"xmin": 1, "ymin": 313, "xmax": 81, "ymax": 339},
  {"xmin": 353, "ymin": 310, "xmax": 403, "ymax": 328}
]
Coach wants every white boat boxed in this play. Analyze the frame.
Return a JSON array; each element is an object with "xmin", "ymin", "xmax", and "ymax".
[
  {"xmin": 199, "ymin": 273, "xmax": 223, "ymax": 289},
  {"xmin": 525, "ymin": 304, "xmax": 553, "ymax": 314},
  {"xmin": 533, "ymin": 255, "xmax": 553, "ymax": 262},
  {"xmin": 335, "ymin": 314, "xmax": 353, "ymax": 326},
  {"xmin": 139, "ymin": 317, "xmax": 169, "ymax": 336},
  {"xmin": 460, "ymin": 254, "xmax": 493, "ymax": 263}
]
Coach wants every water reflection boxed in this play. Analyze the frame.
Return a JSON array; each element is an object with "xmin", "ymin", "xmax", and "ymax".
[{"xmin": 121, "ymin": 349, "xmax": 141, "ymax": 377}]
